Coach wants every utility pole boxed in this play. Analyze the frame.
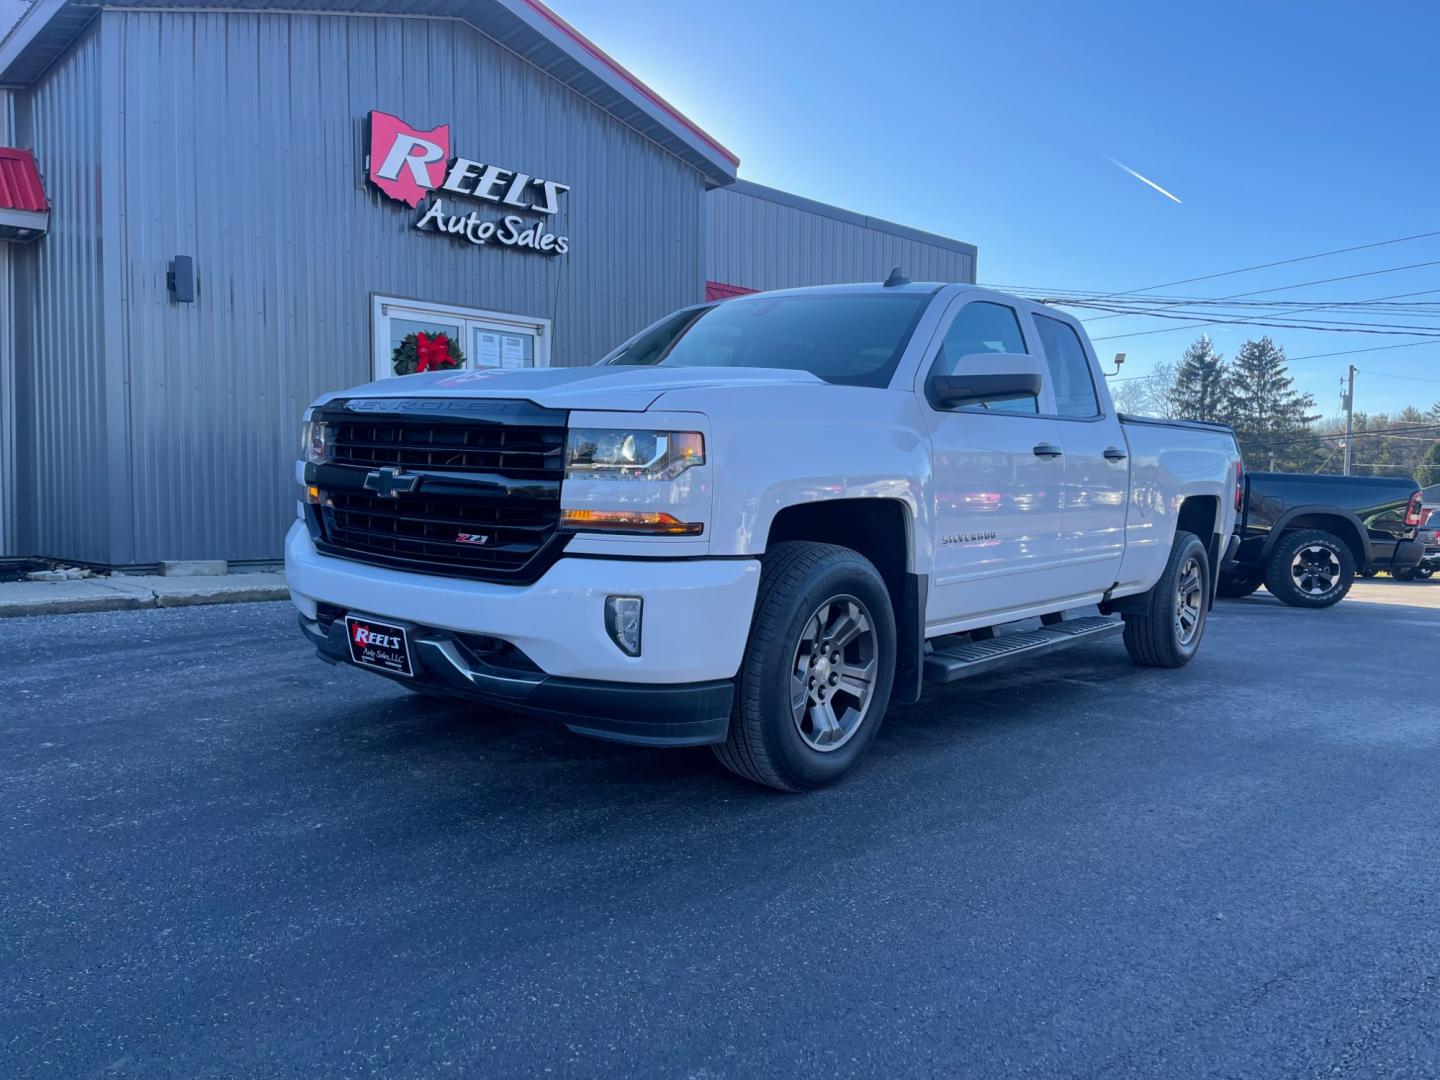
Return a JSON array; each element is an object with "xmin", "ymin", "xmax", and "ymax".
[{"xmin": 1342, "ymin": 365, "xmax": 1356, "ymax": 476}]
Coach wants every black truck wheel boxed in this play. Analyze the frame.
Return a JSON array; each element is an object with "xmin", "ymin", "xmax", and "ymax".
[
  {"xmin": 1263, "ymin": 529, "xmax": 1355, "ymax": 608},
  {"xmin": 713, "ymin": 542, "xmax": 896, "ymax": 792},
  {"xmin": 1215, "ymin": 571, "xmax": 1263, "ymax": 599},
  {"xmin": 1415, "ymin": 565, "xmax": 1434, "ymax": 580},
  {"xmin": 1122, "ymin": 531, "xmax": 1210, "ymax": 668},
  {"xmin": 1393, "ymin": 566, "xmax": 1417, "ymax": 581}
]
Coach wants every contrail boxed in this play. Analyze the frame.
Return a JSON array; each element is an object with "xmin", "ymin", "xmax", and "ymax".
[{"xmin": 1105, "ymin": 156, "xmax": 1182, "ymax": 204}]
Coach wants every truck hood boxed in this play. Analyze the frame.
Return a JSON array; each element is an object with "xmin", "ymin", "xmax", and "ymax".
[{"xmin": 313, "ymin": 365, "xmax": 825, "ymax": 412}]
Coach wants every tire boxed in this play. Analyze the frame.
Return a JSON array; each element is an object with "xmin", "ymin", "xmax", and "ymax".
[
  {"xmin": 1359, "ymin": 569, "xmax": 1379, "ymax": 579},
  {"xmin": 1263, "ymin": 529, "xmax": 1355, "ymax": 608},
  {"xmin": 1393, "ymin": 567, "xmax": 1417, "ymax": 582},
  {"xmin": 1215, "ymin": 571, "xmax": 1263, "ymax": 599},
  {"xmin": 1122, "ymin": 530, "xmax": 1210, "ymax": 668},
  {"xmin": 712, "ymin": 541, "xmax": 897, "ymax": 792},
  {"xmin": 1415, "ymin": 565, "xmax": 1434, "ymax": 580}
]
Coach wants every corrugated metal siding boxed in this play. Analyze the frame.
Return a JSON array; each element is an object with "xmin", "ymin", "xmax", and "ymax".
[
  {"xmin": 108, "ymin": 9, "xmax": 706, "ymax": 564},
  {"xmin": 10, "ymin": 25, "xmax": 111, "ymax": 562},
  {"xmin": 0, "ymin": 90, "xmax": 14, "ymax": 555},
  {"xmin": 706, "ymin": 184, "xmax": 976, "ymax": 292}
]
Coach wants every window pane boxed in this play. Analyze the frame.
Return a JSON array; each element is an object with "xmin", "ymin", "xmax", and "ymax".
[
  {"xmin": 474, "ymin": 328, "xmax": 535, "ymax": 369},
  {"xmin": 1034, "ymin": 314, "xmax": 1101, "ymax": 418},
  {"xmin": 936, "ymin": 301, "xmax": 1036, "ymax": 414}
]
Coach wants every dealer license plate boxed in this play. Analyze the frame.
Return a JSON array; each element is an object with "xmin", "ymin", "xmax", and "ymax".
[{"xmin": 344, "ymin": 614, "xmax": 413, "ymax": 678}]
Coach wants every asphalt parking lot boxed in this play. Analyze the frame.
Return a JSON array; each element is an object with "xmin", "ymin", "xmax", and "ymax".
[{"xmin": 4, "ymin": 580, "xmax": 1439, "ymax": 1079}]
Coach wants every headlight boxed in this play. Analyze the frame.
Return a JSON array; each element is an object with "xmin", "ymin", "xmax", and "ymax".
[
  {"xmin": 565, "ymin": 429, "xmax": 703, "ymax": 481},
  {"xmin": 302, "ymin": 420, "xmax": 332, "ymax": 465}
]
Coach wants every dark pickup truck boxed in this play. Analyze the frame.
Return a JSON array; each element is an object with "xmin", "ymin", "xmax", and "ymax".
[{"xmin": 1217, "ymin": 472, "xmax": 1425, "ymax": 607}]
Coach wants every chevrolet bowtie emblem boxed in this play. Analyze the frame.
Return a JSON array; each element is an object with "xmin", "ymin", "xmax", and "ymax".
[{"xmin": 363, "ymin": 467, "xmax": 420, "ymax": 499}]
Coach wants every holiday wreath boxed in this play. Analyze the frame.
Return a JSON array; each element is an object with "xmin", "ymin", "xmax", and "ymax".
[{"xmin": 391, "ymin": 331, "xmax": 465, "ymax": 375}]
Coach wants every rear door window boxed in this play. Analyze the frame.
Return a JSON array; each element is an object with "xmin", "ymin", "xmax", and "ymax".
[{"xmin": 1033, "ymin": 314, "xmax": 1102, "ymax": 418}]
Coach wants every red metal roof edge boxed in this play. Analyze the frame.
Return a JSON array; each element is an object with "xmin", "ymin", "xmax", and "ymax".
[
  {"xmin": 0, "ymin": 147, "xmax": 49, "ymax": 212},
  {"xmin": 519, "ymin": 0, "xmax": 740, "ymax": 169}
]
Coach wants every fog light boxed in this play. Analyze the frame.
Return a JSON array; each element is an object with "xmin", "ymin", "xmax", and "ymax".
[{"xmin": 605, "ymin": 595, "xmax": 643, "ymax": 657}]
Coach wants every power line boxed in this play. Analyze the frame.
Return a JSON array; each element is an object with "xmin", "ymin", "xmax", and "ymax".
[
  {"xmin": 1357, "ymin": 369, "xmax": 1440, "ymax": 385},
  {"xmin": 1085, "ymin": 228, "xmax": 1440, "ymax": 299},
  {"xmin": 977, "ymin": 229, "xmax": 1440, "ymax": 303}
]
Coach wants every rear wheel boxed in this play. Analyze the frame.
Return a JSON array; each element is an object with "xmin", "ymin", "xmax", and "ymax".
[
  {"xmin": 1415, "ymin": 565, "xmax": 1434, "ymax": 580},
  {"xmin": 1122, "ymin": 531, "xmax": 1210, "ymax": 668},
  {"xmin": 713, "ymin": 542, "xmax": 896, "ymax": 792},
  {"xmin": 1393, "ymin": 566, "xmax": 1417, "ymax": 581},
  {"xmin": 1263, "ymin": 529, "xmax": 1354, "ymax": 608}
]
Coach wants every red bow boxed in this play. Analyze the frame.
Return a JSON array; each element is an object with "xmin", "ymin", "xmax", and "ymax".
[{"xmin": 416, "ymin": 332, "xmax": 452, "ymax": 373}]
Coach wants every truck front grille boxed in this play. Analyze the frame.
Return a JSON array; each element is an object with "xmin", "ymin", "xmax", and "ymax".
[{"xmin": 308, "ymin": 397, "xmax": 569, "ymax": 584}]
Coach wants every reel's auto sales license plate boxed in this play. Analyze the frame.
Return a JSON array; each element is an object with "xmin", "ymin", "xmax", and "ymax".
[{"xmin": 344, "ymin": 615, "xmax": 413, "ymax": 677}]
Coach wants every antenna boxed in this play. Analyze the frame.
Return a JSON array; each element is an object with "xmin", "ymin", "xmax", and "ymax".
[{"xmin": 883, "ymin": 267, "xmax": 910, "ymax": 288}]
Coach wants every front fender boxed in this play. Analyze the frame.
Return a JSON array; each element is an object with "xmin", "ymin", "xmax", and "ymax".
[{"xmin": 683, "ymin": 386, "xmax": 934, "ymax": 570}]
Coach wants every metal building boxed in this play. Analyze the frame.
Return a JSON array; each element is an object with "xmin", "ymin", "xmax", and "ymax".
[{"xmin": 0, "ymin": 0, "xmax": 977, "ymax": 568}]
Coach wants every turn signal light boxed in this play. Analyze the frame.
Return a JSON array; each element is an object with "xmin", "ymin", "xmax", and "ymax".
[
  {"xmin": 560, "ymin": 509, "xmax": 703, "ymax": 535},
  {"xmin": 305, "ymin": 485, "xmax": 322, "ymax": 505}
]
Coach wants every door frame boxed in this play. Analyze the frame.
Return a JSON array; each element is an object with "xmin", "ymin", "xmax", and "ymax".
[{"xmin": 370, "ymin": 294, "xmax": 552, "ymax": 381}]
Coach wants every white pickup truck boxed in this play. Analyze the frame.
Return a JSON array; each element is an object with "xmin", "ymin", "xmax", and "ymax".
[{"xmin": 287, "ymin": 280, "xmax": 1242, "ymax": 790}]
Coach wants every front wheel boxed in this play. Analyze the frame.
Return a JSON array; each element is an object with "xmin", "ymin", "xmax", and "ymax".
[
  {"xmin": 713, "ymin": 542, "xmax": 896, "ymax": 792},
  {"xmin": 1122, "ymin": 530, "xmax": 1210, "ymax": 668}
]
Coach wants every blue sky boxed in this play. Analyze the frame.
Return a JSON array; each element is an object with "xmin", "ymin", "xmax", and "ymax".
[{"xmin": 562, "ymin": 0, "xmax": 1440, "ymax": 417}]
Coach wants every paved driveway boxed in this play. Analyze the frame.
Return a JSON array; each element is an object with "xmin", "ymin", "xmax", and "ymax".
[{"xmin": 4, "ymin": 581, "xmax": 1438, "ymax": 1078}]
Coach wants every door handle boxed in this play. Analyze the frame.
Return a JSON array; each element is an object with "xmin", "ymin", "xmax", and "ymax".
[
  {"xmin": 1103, "ymin": 446, "xmax": 1128, "ymax": 462},
  {"xmin": 1032, "ymin": 443, "xmax": 1063, "ymax": 459}
]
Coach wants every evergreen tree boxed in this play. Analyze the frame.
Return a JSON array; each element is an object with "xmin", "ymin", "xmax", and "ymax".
[
  {"xmin": 1226, "ymin": 337, "xmax": 1319, "ymax": 470},
  {"xmin": 1418, "ymin": 439, "xmax": 1440, "ymax": 488},
  {"xmin": 1167, "ymin": 336, "xmax": 1229, "ymax": 421}
]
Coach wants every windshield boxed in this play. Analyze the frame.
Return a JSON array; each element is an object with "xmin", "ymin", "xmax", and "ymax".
[{"xmin": 603, "ymin": 293, "xmax": 931, "ymax": 387}]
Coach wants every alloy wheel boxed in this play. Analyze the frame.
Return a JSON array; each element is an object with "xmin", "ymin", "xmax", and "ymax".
[
  {"xmin": 790, "ymin": 595, "xmax": 878, "ymax": 752},
  {"xmin": 1290, "ymin": 544, "xmax": 1340, "ymax": 596},
  {"xmin": 1174, "ymin": 555, "xmax": 1204, "ymax": 647}
]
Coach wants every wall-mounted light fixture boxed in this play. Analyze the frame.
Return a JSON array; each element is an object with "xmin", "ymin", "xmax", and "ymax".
[{"xmin": 167, "ymin": 255, "xmax": 195, "ymax": 303}]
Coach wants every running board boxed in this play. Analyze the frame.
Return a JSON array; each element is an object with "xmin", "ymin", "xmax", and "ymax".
[{"xmin": 924, "ymin": 615, "xmax": 1124, "ymax": 684}]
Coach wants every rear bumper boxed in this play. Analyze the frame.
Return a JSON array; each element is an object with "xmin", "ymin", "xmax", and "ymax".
[
  {"xmin": 1370, "ymin": 539, "xmax": 1424, "ymax": 574},
  {"xmin": 300, "ymin": 612, "xmax": 733, "ymax": 747}
]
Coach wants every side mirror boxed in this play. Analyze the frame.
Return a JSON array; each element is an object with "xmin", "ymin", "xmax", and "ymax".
[{"xmin": 928, "ymin": 351, "xmax": 1043, "ymax": 408}]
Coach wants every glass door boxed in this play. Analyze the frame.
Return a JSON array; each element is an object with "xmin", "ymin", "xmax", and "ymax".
[{"xmin": 372, "ymin": 296, "xmax": 550, "ymax": 380}]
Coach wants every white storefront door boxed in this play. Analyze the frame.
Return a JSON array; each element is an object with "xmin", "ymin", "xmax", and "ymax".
[{"xmin": 371, "ymin": 296, "xmax": 550, "ymax": 381}]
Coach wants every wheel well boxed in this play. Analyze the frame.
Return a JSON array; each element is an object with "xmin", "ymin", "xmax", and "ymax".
[
  {"xmin": 766, "ymin": 499, "xmax": 911, "ymax": 595},
  {"xmin": 1275, "ymin": 513, "xmax": 1366, "ymax": 565},
  {"xmin": 1176, "ymin": 495, "xmax": 1220, "ymax": 544},
  {"xmin": 765, "ymin": 499, "xmax": 922, "ymax": 704}
]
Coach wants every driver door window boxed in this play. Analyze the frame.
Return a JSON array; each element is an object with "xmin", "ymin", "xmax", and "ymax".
[{"xmin": 932, "ymin": 301, "xmax": 1037, "ymax": 414}]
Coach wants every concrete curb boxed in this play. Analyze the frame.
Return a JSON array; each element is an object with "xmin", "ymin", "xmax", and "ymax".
[{"xmin": 0, "ymin": 573, "xmax": 288, "ymax": 618}]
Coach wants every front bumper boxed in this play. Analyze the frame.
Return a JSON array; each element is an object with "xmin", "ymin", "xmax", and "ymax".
[
  {"xmin": 285, "ymin": 522, "xmax": 761, "ymax": 743},
  {"xmin": 298, "ymin": 613, "xmax": 734, "ymax": 746}
]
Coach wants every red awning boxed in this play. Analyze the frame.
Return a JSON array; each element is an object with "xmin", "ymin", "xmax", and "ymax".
[
  {"xmin": 706, "ymin": 280, "xmax": 759, "ymax": 302},
  {"xmin": 0, "ymin": 148, "xmax": 48, "ymax": 212},
  {"xmin": 0, "ymin": 147, "xmax": 48, "ymax": 242}
]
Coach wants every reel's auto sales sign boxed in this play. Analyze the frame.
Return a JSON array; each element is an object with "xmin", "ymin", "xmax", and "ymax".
[{"xmin": 367, "ymin": 111, "xmax": 571, "ymax": 256}]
